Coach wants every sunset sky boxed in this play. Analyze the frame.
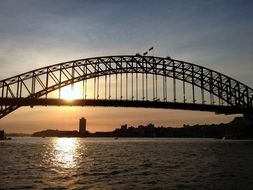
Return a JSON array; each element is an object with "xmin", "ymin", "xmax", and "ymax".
[{"xmin": 0, "ymin": 0, "xmax": 252, "ymax": 133}]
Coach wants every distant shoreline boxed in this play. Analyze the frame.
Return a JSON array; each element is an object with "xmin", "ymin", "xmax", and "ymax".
[
  {"xmin": 5, "ymin": 133, "xmax": 31, "ymax": 137},
  {"xmin": 30, "ymin": 117, "xmax": 253, "ymax": 139}
]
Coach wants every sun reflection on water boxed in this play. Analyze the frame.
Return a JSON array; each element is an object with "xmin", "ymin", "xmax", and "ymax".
[{"xmin": 52, "ymin": 138, "xmax": 79, "ymax": 169}]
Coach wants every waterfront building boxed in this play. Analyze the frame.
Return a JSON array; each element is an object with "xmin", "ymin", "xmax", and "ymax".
[
  {"xmin": 79, "ymin": 117, "xmax": 86, "ymax": 135},
  {"xmin": 0, "ymin": 130, "xmax": 5, "ymax": 139},
  {"xmin": 121, "ymin": 124, "xmax": 127, "ymax": 130}
]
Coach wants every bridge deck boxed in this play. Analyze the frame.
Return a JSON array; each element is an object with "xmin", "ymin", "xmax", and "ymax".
[{"xmin": 0, "ymin": 98, "xmax": 246, "ymax": 115}]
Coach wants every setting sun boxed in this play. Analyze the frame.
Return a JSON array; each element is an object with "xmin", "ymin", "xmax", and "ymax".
[{"xmin": 60, "ymin": 86, "xmax": 82, "ymax": 100}]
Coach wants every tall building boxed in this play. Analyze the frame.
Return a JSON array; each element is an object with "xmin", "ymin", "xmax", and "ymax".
[{"xmin": 79, "ymin": 117, "xmax": 86, "ymax": 135}]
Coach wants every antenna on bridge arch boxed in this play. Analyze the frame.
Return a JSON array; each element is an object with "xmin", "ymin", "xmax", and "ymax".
[
  {"xmin": 148, "ymin": 46, "xmax": 154, "ymax": 51},
  {"xmin": 148, "ymin": 46, "xmax": 154, "ymax": 56},
  {"xmin": 142, "ymin": 46, "xmax": 154, "ymax": 56}
]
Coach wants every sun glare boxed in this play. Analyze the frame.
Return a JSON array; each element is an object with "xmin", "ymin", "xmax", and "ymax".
[
  {"xmin": 53, "ymin": 138, "xmax": 79, "ymax": 168},
  {"xmin": 60, "ymin": 86, "xmax": 82, "ymax": 101}
]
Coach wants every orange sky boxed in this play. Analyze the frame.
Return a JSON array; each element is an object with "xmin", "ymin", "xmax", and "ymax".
[{"xmin": 0, "ymin": 106, "xmax": 238, "ymax": 134}]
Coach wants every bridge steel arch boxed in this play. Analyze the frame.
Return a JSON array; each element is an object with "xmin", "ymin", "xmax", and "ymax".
[{"xmin": 0, "ymin": 55, "xmax": 252, "ymax": 119}]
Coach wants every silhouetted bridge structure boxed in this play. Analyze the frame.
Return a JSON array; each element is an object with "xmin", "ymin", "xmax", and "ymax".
[{"xmin": 0, "ymin": 55, "xmax": 252, "ymax": 119}]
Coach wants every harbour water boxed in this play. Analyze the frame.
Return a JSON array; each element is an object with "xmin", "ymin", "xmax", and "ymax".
[{"xmin": 1, "ymin": 137, "xmax": 253, "ymax": 189}]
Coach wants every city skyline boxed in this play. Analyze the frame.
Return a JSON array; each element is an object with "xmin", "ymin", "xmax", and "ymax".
[{"xmin": 0, "ymin": 0, "xmax": 252, "ymax": 133}]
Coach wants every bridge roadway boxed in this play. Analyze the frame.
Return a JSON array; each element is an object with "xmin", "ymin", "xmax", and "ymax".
[{"xmin": 0, "ymin": 98, "xmax": 248, "ymax": 115}]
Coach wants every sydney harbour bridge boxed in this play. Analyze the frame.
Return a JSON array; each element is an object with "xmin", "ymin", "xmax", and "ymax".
[{"xmin": 0, "ymin": 55, "xmax": 252, "ymax": 120}]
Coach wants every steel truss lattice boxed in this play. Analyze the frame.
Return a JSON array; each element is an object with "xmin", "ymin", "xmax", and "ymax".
[{"xmin": 0, "ymin": 55, "xmax": 252, "ymax": 119}]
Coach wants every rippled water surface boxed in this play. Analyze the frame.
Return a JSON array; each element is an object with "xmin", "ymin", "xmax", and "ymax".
[{"xmin": 1, "ymin": 137, "xmax": 253, "ymax": 189}]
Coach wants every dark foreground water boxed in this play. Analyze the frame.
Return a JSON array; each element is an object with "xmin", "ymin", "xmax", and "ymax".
[{"xmin": 1, "ymin": 137, "xmax": 253, "ymax": 190}]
